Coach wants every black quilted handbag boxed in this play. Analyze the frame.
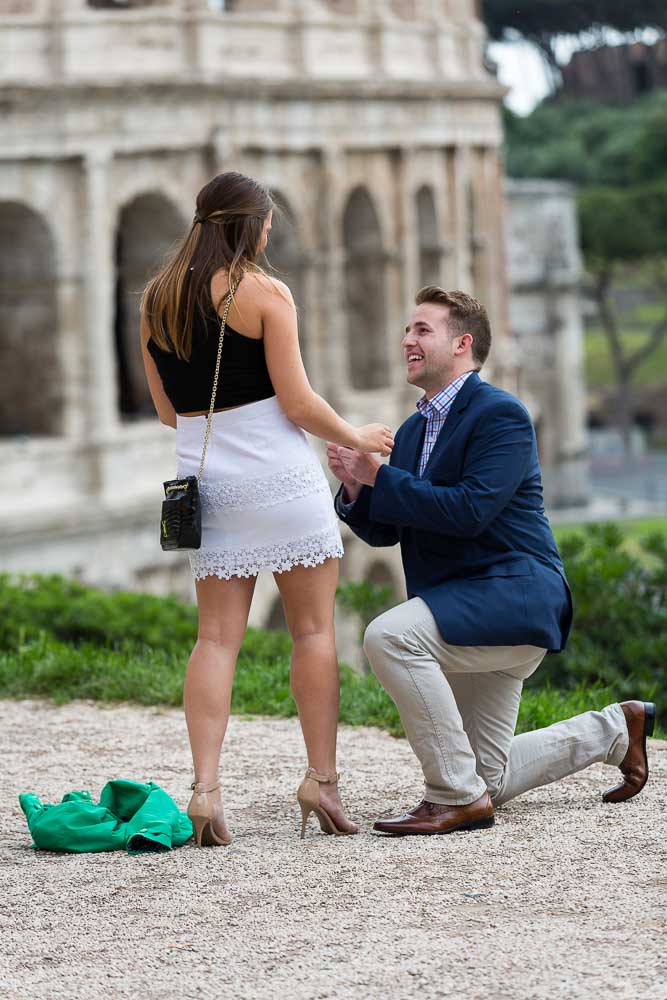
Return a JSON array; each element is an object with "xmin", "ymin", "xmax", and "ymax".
[{"xmin": 159, "ymin": 282, "xmax": 237, "ymax": 552}]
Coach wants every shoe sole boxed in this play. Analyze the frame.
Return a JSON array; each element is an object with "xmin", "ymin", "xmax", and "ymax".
[
  {"xmin": 602, "ymin": 701, "xmax": 655, "ymax": 803},
  {"xmin": 372, "ymin": 815, "xmax": 495, "ymax": 836}
]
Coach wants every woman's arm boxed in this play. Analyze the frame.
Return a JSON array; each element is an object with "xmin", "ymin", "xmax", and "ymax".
[
  {"xmin": 259, "ymin": 276, "xmax": 363, "ymax": 447},
  {"xmin": 139, "ymin": 311, "xmax": 177, "ymax": 429},
  {"xmin": 259, "ymin": 277, "xmax": 393, "ymax": 453}
]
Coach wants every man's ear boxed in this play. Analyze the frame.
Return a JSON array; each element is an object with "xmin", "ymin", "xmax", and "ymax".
[{"xmin": 455, "ymin": 333, "xmax": 473, "ymax": 355}]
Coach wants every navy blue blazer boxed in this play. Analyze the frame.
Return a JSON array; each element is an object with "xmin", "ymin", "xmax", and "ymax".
[{"xmin": 336, "ymin": 372, "xmax": 572, "ymax": 651}]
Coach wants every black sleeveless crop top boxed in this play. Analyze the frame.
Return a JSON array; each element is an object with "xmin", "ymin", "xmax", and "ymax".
[{"xmin": 147, "ymin": 297, "xmax": 275, "ymax": 412}]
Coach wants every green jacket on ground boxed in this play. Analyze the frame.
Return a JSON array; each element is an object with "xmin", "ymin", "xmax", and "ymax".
[{"xmin": 19, "ymin": 779, "xmax": 193, "ymax": 854}]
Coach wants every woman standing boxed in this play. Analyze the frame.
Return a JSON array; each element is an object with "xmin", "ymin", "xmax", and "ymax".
[{"xmin": 140, "ymin": 172, "xmax": 393, "ymax": 846}]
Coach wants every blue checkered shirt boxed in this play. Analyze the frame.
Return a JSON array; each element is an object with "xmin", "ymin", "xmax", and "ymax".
[
  {"xmin": 336, "ymin": 370, "xmax": 474, "ymax": 511},
  {"xmin": 415, "ymin": 371, "xmax": 474, "ymax": 477}
]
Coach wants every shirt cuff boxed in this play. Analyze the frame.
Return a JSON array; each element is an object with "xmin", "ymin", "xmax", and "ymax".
[{"xmin": 335, "ymin": 487, "xmax": 357, "ymax": 515}]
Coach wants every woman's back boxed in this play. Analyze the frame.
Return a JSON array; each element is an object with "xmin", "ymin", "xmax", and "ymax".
[{"xmin": 146, "ymin": 271, "xmax": 275, "ymax": 414}]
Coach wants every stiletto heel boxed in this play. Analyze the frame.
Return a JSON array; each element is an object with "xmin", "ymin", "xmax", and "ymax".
[
  {"xmin": 299, "ymin": 801, "xmax": 312, "ymax": 840},
  {"xmin": 191, "ymin": 815, "xmax": 212, "ymax": 848},
  {"xmin": 296, "ymin": 768, "xmax": 358, "ymax": 840},
  {"xmin": 187, "ymin": 779, "xmax": 231, "ymax": 847}
]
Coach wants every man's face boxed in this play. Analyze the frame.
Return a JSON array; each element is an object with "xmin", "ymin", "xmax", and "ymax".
[{"xmin": 402, "ymin": 303, "xmax": 457, "ymax": 393}]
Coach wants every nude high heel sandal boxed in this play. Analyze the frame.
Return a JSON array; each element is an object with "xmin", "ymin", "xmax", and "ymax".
[
  {"xmin": 187, "ymin": 779, "xmax": 231, "ymax": 848},
  {"xmin": 297, "ymin": 768, "xmax": 358, "ymax": 839}
]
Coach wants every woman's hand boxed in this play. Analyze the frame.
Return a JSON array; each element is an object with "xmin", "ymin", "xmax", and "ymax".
[{"xmin": 353, "ymin": 423, "xmax": 394, "ymax": 456}]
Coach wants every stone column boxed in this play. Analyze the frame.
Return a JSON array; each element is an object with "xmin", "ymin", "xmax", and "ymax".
[
  {"xmin": 58, "ymin": 269, "xmax": 87, "ymax": 440},
  {"xmin": 447, "ymin": 144, "xmax": 473, "ymax": 289},
  {"xmin": 181, "ymin": 0, "xmax": 206, "ymax": 80},
  {"xmin": 300, "ymin": 251, "xmax": 325, "ymax": 393},
  {"xmin": 397, "ymin": 147, "xmax": 419, "ymax": 312},
  {"xmin": 320, "ymin": 147, "xmax": 349, "ymax": 409},
  {"xmin": 287, "ymin": 0, "xmax": 307, "ymax": 77},
  {"xmin": 477, "ymin": 145, "xmax": 512, "ymax": 389},
  {"xmin": 47, "ymin": 0, "xmax": 67, "ymax": 81},
  {"xmin": 395, "ymin": 147, "xmax": 419, "ymax": 405},
  {"xmin": 546, "ymin": 239, "xmax": 590, "ymax": 505},
  {"xmin": 83, "ymin": 149, "xmax": 119, "ymax": 492},
  {"xmin": 364, "ymin": 0, "xmax": 386, "ymax": 78}
]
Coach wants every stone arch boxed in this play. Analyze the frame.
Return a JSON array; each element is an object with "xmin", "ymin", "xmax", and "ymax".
[
  {"xmin": 0, "ymin": 202, "xmax": 62, "ymax": 436},
  {"xmin": 264, "ymin": 190, "xmax": 308, "ymax": 367},
  {"xmin": 342, "ymin": 186, "xmax": 389, "ymax": 390},
  {"xmin": 416, "ymin": 185, "xmax": 441, "ymax": 288},
  {"xmin": 114, "ymin": 191, "xmax": 186, "ymax": 419}
]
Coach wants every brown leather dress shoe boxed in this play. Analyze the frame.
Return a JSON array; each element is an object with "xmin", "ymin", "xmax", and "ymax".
[
  {"xmin": 373, "ymin": 791, "xmax": 494, "ymax": 836},
  {"xmin": 602, "ymin": 700, "xmax": 656, "ymax": 803}
]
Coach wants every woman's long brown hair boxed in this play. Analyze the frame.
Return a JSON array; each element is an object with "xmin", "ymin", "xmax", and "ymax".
[{"xmin": 141, "ymin": 171, "xmax": 274, "ymax": 361}]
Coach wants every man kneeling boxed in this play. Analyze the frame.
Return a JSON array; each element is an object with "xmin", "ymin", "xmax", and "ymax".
[{"xmin": 329, "ymin": 286, "xmax": 654, "ymax": 834}]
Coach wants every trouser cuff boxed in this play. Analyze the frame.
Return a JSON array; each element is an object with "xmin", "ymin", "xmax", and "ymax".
[
  {"xmin": 424, "ymin": 779, "xmax": 488, "ymax": 807},
  {"xmin": 606, "ymin": 703, "xmax": 631, "ymax": 766}
]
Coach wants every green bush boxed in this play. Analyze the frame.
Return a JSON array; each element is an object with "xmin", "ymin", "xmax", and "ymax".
[
  {"xmin": 531, "ymin": 524, "xmax": 666, "ymax": 714},
  {"xmin": 0, "ymin": 572, "xmax": 199, "ymax": 654},
  {"xmin": 0, "ymin": 519, "xmax": 665, "ymax": 734}
]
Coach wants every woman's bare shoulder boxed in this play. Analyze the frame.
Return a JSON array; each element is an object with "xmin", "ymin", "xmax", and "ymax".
[{"xmin": 239, "ymin": 270, "xmax": 294, "ymax": 306}]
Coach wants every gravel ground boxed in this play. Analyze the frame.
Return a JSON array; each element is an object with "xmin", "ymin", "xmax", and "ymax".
[{"xmin": 1, "ymin": 697, "xmax": 665, "ymax": 1000}]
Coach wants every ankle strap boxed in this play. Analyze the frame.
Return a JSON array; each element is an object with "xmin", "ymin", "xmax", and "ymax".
[
  {"xmin": 305, "ymin": 767, "xmax": 341, "ymax": 784},
  {"xmin": 190, "ymin": 779, "xmax": 220, "ymax": 793}
]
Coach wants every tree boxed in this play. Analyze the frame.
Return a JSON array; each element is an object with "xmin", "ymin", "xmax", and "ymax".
[
  {"xmin": 483, "ymin": 1, "xmax": 667, "ymax": 88},
  {"xmin": 579, "ymin": 182, "xmax": 667, "ymax": 451},
  {"xmin": 503, "ymin": 92, "xmax": 667, "ymax": 187},
  {"xmin": 504, "ymin": 93, "xmax": 667, "ymax": 453}
]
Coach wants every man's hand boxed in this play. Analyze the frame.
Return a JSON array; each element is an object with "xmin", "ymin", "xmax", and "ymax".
[
  {"xmin": 327, "ymin": 443, "xmax": 362, "ymax": 501},
  {"xmin": 335, "ymin": 446, "xmax": 382, "ymax": 488}
]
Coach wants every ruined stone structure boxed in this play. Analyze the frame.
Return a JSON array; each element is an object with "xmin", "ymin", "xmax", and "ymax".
[
  {"xmin": 1, "ymin": 0, "xmax": 587, "ymax": 662},
  {"xmin": 558, "ymin": 40, "xmax": 667, "ymax": 106},
  {"xmin": 505, "ymin": 180, "xmax": 590, "ymax": 508}
]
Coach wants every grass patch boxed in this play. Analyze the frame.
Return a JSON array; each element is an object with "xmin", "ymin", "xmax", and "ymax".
[
  {"xmin": 2, "ymin": 633, "xmax": 652, "ymax": 737},
  {"xmin": 1, "ymin": 564, "xmax": 664, "ymax": 740}
]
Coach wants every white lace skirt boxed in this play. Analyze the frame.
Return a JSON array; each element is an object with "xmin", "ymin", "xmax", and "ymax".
[{"xmin": 175, "ymin": 394, "xmax": 344, "ymax": 580}]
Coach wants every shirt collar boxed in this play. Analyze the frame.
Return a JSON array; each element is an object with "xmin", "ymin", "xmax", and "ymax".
[{"xmin": 416, "ymin": 370, "xmax": 474, "ymax": 416}]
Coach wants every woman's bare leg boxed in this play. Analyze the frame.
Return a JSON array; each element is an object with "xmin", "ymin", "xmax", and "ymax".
[
  {"xmin": 183, "ymin": 573, "xmax": 257, "ymax": 838},
  {"xmin": 273, "ymin": 557, "xmax": 358, "ymax": 833}
]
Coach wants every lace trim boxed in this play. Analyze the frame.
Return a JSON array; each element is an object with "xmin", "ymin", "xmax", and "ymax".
[
  {"xmin": 189, "ymin": 526, "xmax": 344, "ymax": 580},
  {"xmin": 198, "ymin": 460, "xmax": 330, "ymax": 512}
]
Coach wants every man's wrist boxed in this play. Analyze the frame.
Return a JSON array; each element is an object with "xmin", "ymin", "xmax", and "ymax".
[
  {"xmin": 366, "ymin": 465, "xmax": 380, "ymax": 488},
  {"xmin": 342, "ymin": 482, "xmax": 362, "ymax": 503}
]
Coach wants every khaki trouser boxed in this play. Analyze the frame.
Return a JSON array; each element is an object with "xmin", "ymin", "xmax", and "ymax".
[{"xmin": 363, "ymin": 598, "xmax": 629, "ymax": 806}]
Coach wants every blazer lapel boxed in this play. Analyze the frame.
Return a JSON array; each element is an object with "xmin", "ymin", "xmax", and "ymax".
[
  {"xmin": 410, "ymin": 417, "xmax": 427, "ymax": 475},
  {"xmin": 395, "ymin": 413, "xmax": 427, "ymax": 476},
  {"xmin": 422, "ymin": 372, "xmax": 482, "ymax": 477}
]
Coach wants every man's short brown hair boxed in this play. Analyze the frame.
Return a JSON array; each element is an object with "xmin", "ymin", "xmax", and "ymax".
[{"xmin": 415, "ymin": 286, "xmax": 492, "ymax": 370}]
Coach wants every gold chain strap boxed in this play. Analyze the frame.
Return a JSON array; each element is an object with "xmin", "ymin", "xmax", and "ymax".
[{"xmin": 196, "ymin": 280, "xmax": 238, "ymax": 484}]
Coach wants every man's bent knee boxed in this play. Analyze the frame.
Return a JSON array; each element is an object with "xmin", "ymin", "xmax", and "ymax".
[
  {"xmin": 363, "ymin": 608, "xmax": 411, "ymax": 683},
  {"xmin": 363, "ymin": 610, "xmax": 398, "ymax": 662}
]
